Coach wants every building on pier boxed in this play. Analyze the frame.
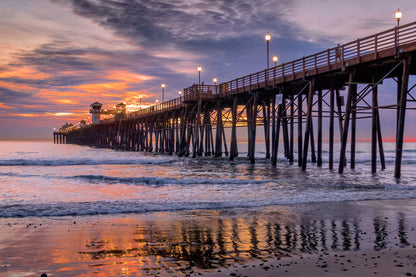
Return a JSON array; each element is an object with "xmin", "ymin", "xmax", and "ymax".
[{"xmin": 90, "ymin": 102, "xmax": 103, "ymax": 124}]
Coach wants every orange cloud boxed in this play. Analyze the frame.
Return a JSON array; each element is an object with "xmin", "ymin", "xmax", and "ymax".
[
  {"xmin": 11, "ymin": 113, "xmax": 37, "ymax": 117},
  {"xmin": 0, "ymin": 103, "xmax": 12, "ymax": 109},
  {"xmin": 73, "ymin": 82, "xmax": 130, "ymax": 93},
  {"xmin": 0, "ymin": 66, "xmax": 50, "ymax": 79},
  {"xmin": 106, "ymin": 70, "xmax": 154, "ymax": 83},
  {"xmin": 55, "ymin": 99, "xmax": 77, "ymax": 104}
]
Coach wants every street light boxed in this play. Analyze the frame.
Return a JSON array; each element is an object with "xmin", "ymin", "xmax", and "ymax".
[
  {"xmin": 395, "ymin": 8, "xmax": 402, "ymax": 51},
  {"xmin": 213, "ymin": 77, "xmax": 217, "ymax": 85},
  {"xmin": 139, "ymin": 95, "xmax": 142, "ymax": 109},
  {"xmin": 161, "ymin": 83, "xmax": 165, "ymax": 102},
  {"xmin": 265, "ymin": 32, "xmax": 271, "ymax": 69},
  {"xmin": 273, "ymin": 55, "xmax": 278, "ymax": 67},
  {"xmin": 179, "ymin": 90, "xmax": 182, "ymax": 101},
  {"xmin": 197, "ymin": 65, "xmax": 202, "ymax": 86},
  {"xmin": 395, "ymin": 8, "xmax": 402, "ymax": 27}
]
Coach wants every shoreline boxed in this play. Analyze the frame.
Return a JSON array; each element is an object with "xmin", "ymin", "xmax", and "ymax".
[{"xmin": 1, "ymin": 198, "xmax": 416, "ymax": 276}]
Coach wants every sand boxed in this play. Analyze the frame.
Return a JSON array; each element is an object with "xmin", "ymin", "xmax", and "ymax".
[
  {"xmin": 1, "ymin": 199, "xmax": 416, "ymax": 276},
  {"xmin": 200, "ymin": 247, "xmax": 416, "ymax": 277}
]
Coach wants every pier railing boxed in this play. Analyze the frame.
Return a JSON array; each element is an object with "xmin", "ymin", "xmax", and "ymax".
[
  {"xmin": 98, "ymin": 21, "xmax": 416, "ymax": 124},
  {"xmin": 219, "ymin": 21, "xmax": 416, "ymax": 96}
]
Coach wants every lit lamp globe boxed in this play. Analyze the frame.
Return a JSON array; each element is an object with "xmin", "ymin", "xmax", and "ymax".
[
  {"xmin": 395, "ymin": 8, "xmax": 402, "ymax": 26},
  {"xmin": 273, "ymin": 55, "xmax": 278, "ymax": 66},
  {"xmin": 265, "ymin": 33, "xmax": 271, "ymax": 41},
  {"xmin": 197, "ymin": 65, "xmax": 202, "ymax": 86},
  {"xmin": 213, "ymin": 78, "xmax": 218, "ymax": 85}
]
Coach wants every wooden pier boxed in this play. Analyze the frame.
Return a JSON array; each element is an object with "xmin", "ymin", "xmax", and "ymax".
[{"xmin": 54, "ymin": 22, "xmax": 416, "ymax": 178}]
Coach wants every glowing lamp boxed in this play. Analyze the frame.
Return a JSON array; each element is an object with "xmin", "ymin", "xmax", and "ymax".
[
  {"xmin": 395, "ymin": 8, "xmax": 402, "ymax": 21},
  {"xmin": 265, "ymin": 32, "xmax": 271, "ymax": 41}
]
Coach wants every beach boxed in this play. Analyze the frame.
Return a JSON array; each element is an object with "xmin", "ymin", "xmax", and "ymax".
[{"xmin": 1, "ymin": 199, "xmax": 416, "ymax": 276}]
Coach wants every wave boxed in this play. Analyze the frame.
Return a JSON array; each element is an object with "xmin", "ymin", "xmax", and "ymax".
[
  {"xmin": 69, "ymin": 174, "xmax": 270, "ymax": 186},
  {"xmin": 3, "ymin": 190, "xmax": 416, "ymax": 218},
  {"xmin": 0, "ymin": 157, "xmax": 178, "ymax": 167}
]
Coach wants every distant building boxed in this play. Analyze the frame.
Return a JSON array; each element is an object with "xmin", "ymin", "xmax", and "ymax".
[
  {"xmin": 79, "ymin": 119, "xmax": 86, "ymax": 128},
  {"xmin": 90, "ymin": 102, "xmax": 103, "ymax": 124},
  {"xmin": 115, "ymin": 102, "xmax": 126, "ymax": 119}
]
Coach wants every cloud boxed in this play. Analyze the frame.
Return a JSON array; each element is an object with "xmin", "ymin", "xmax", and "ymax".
[{"xmin": 55, "ymin": 0, "xmax": 293, "ymax": 46}]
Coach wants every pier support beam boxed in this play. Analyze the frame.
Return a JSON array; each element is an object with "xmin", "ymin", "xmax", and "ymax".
[
  {"xmin": 215, "ymin": 101, "xmax": 223, "ymax": 157},
  {"xmin": 329, "ymin": 86, "xmax": 335, "ymax": 170},
  {"xmin": 272, "ymin": 95, "xmax": 283, "ymax": 166},
  {"xmin": 263, "ymin": 100, "xmax": 271, "ymax": 159},
  {"xmin": 371, "ymin": 76, "xmax": 379, "ymax": 173},
  {"xmin": 297, "ymin": 92, "xmax": 303, "ymax": 167},
  {"xmin": 302, "ymin": 79, "xmax": 314, "ymax": 171},
  {"xmin": 395, "ymin": 57, "xmax": 411, "ymax": 179},
  {"xmin": 289, "ymin": 93, "xmax": 294, "ymax": 163},
  {"xmin": 230, "ymin": 97, "xmax": 238, "ymax": 160},
  {"xmin": 317, "ymin": 89, "xmax": 323, "ymax": 167},
  {"xmin": 350, "ymin": 83, "xmax": 357, "ymax": 169},
  {"xmin": 249, "ymin": 94, "xmax": 257, "ymax": 164},
  {"xmin": 339, "ymin": 70, "xmax": 356, "ymax": 173}
]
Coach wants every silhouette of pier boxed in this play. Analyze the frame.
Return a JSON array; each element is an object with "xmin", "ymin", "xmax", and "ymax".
[{"xmin": 54, "ymin": 21, "xmax": 416, "ymax": 178}]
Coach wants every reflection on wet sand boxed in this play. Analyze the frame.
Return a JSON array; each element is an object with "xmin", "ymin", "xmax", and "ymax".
[
  {"xmin": 75, "ymin": 210, "xmax": 415, "ymax": 275},
  {"xmin": 1, "ymin": 202, "xmax": 415, "ymax": 276}
]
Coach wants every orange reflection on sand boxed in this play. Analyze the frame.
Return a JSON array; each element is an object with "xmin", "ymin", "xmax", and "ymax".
[{"xmin": 1, "ymin": 203, "xmax": 414, "ymax": 276}]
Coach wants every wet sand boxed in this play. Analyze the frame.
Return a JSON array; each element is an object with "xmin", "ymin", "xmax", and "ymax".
[{"xmin": 1, "ymin": 199, "xmax": 416, "ymax": 276}]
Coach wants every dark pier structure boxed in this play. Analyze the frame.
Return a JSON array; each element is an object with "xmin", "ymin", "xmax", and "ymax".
[{"xmin": 55, "ymin": 22, "xmax": 416, "ymax": 178}]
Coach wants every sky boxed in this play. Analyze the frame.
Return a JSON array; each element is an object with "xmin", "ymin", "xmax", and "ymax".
[{"xmin": 0, "ymin": 0, "xmax": 415, "ymax": 140}]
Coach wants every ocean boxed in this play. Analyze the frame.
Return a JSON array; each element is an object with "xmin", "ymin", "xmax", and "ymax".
[
  {"xmin": 2, "ymin": 140, "xmax": 416, "ymax": 276},
  {"xmin": 1, "ymin": 140, "xmax": 416, "ymax": 218}
]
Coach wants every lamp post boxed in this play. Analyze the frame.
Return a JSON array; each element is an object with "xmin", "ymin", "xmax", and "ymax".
[
  {"xmin": 179, "ymin": 90, "xmax": 182, "ymax": 102},
  {"xmin": 265, "ymin": 32, "xmax": 271, "ymax": 69},
  {"xmin": 395, "ymin": 8, "xmax": 402, "ymax": 52},
  {"xmin": 139, "ymin": 95, "xmax": 142, "ymax": 109},
  {"xmin": 396, "ymin": 8, "xmax": 402, "ymax": 28},
  {"xmin": 213, "ymin": 77, "xmax": 218, "ymax": 94},
  {"xmin": 273, "ymin": 55, "xmax": 278, "ymax": 67},
  {"xmin": 197, "ymin": 66, "xmax": 202, "ymax": 86},
  {"xmin": 161, "ymin": 83, "xmax": 165, "ymax": 103}
]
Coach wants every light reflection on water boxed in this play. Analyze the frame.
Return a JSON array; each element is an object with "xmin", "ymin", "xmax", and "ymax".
[{"xmin": 1, "ymin": 200, "xmax": 415, "ymax": 276}]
